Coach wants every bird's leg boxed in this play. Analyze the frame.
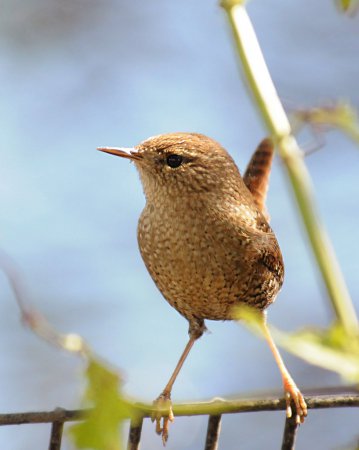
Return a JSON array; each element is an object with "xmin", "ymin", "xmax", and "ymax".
[
  {"xmin": 152, "ymin": 319, "xmax": 206, "ymax": 444},
  {"xmin": 152, "ymin": 336, "xmax": 195, "ymax": 442},
  {"xmin": 261, "ymin": 313, "xmax": 308, "ymax": 424}
]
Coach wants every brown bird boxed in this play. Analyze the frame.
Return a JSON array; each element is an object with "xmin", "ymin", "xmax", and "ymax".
[{"xmin": 98, "ymin": 133, "xmax": 307, "ymax": 442}]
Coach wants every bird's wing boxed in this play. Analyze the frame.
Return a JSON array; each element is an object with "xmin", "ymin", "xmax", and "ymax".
[{"xmin": 243, "ymin": 138, "xmax": 274, "ymax": 221}]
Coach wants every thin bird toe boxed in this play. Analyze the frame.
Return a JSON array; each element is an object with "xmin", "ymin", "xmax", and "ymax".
[
  {"xmin": 151, "ymin": 393, "xmax": 174, "ymax": 445},
  {"xmin": 285, "ymin": 385, "xmax": 308, "ymax": 424}
]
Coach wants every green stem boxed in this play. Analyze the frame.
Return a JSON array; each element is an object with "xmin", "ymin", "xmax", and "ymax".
[{"xmin": 220, "ymin": 1, "xmax": 358, "ymax": 335}]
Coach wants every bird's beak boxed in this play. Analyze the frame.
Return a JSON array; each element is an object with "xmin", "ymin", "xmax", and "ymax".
[{"xmin": 97, "ymin": 146, "xmax": 142, "ymax": 161}]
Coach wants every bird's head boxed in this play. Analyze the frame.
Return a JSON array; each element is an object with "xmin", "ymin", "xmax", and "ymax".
[{"xmin": 98, "ymin": 132, "xmax": 244, "ymax": 202}]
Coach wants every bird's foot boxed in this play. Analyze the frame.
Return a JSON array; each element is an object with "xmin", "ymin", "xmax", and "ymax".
[
  {"xmin": 151, "ymin": 392, "xmax": 174, "ymax": 445},
  {"xmin": 284, "ymin": 379, "xmax": 307, "ymax": 424}
]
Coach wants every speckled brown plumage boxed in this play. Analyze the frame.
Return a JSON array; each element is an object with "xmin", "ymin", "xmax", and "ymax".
[
  {"xmin": 136, "ymin": 134, "xmax": 283, "ymax": 332},
  {"xmin": 98, "ymin": 133, "xmax": 307, "ymax": 443}
]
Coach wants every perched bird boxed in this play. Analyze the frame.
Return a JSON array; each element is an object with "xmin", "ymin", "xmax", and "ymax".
[{"xmin": 98, "ymin": 133, "xmax": 307, "ymax": 442}]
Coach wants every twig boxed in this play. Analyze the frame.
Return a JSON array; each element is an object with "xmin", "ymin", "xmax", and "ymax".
[
  {"xmin": 1, "ymin": 394, "xmax": 358, "ymax": 426},
  {"xmin": 0, "ymin": 409, "xmax": 84, "ymax": 425},
  {"xmin": 0, "ymin": 248, "xmax": 90, "ymax": 356}
]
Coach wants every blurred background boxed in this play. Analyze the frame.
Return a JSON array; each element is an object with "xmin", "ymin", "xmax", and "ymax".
[{"xmin": 1, "ymin": 0, "xmax": 359, "ymax": 448}]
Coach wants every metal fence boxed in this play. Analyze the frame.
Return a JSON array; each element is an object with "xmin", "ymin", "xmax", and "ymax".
[{"xmin": 1, "ymin": 391, "xmax": 358, "ymax": 450}]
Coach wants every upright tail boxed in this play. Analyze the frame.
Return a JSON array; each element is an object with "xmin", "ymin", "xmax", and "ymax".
[{"xmin": 243, "ymin": 138, "xmax": 274, "ymax": 220}]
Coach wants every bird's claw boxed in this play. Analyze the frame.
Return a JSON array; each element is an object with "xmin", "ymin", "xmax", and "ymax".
[
  {"xmin": 284, "ymin": 381, "xmax": 307, "ymax": 424},
  {"xmin": 151, "ymin": 392, "xmax": 174, "ymax": 445}
]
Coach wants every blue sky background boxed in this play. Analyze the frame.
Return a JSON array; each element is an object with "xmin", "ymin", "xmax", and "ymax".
[{"xmin": 0, "ymin": 0, "xmax": 359, "ymax": 448}]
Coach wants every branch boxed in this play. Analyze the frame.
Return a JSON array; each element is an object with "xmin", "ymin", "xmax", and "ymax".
[
  {"xmin": 0, "ymin": 248, "xmax": 90, "ymax": 356},
  {"xmin": 220, "ymin": 1, "xmax": 358, "ymax": 335},
  {"xmin": 1, "ymin": 394, "xmax": 358, "ymax": 425}
]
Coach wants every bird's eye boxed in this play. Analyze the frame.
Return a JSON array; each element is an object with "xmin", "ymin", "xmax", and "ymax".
[{"xmin": 166, "ymin": 154, "xmax": 183, "ymax": 168}]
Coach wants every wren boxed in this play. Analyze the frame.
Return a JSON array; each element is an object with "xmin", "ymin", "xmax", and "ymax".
[{"xmin": 98, "ymin": 133, "xmax": 307, "ymax": 442}]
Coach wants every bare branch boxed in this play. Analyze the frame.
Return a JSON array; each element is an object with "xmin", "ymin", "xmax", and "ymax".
[{"xmin": 0, "ymin": 393, "xmax": 358, "ymax": 426}]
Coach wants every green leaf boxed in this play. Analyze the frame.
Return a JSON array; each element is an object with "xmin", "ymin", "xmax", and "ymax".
[
  {"xmin": 336, "ymin": 0, "xmax": 359, "ymax": 14},
  {"xmin": 272, "ymin": 323, "xmax": 359, "ymax": 383},
  {"xmin": 69, "ymin": 358, "xmax": 139, "ymax": 450},
  {"xmin": 233, "ymin": 304, "xmax": 264, "ymax": 335},
  {"xmin": 235, "ymin": 303, "xmax": 359, "ymax": 383},
  {"xmin": 295, "ymin": 101, "xmax": 359, "ymax": 145},
  {"xmin": 339, "ymin": 0, "xmax": 352, "ymax": 11},
  {"xmin": 220, "ymin": 0, "xmax": 248, "ymax": 8}
]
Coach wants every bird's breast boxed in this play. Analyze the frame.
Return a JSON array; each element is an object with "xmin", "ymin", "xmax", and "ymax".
[{"xmin": 137, "ymin": 201, "xmax": 283, "ymax": 320}]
